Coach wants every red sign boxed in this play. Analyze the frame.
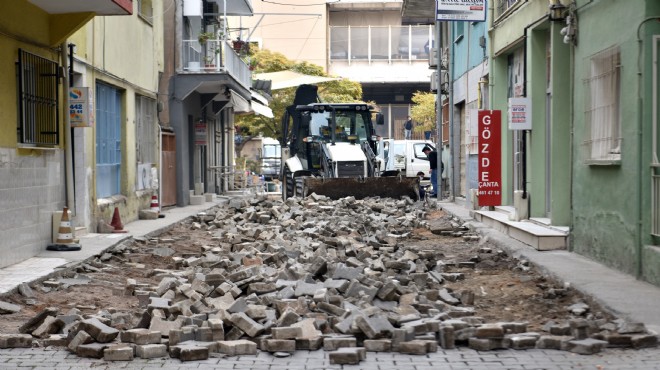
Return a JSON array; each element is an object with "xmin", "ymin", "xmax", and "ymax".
[{"xmin": 478, "ymin": 110, "xmax": 501, "ymax": 206}]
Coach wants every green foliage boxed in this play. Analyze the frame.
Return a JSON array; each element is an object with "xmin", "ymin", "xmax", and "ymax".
[
  {"xmin": 410, "ymin": 92, "xmax": 437, "ymax": 132},
  {"xmin": 235, "ymin": 49, "xmax": 364, "ymax": 140}
]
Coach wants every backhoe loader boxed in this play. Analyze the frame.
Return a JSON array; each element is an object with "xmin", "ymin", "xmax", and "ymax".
[{"xmin": 280, "ymin": 84, "xmax": 418, "ymax": 200}]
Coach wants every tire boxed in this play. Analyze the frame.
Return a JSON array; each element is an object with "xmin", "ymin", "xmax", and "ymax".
[{"xmin": 283, "ymin": 166, "xmax": 295, "ymax": 201}]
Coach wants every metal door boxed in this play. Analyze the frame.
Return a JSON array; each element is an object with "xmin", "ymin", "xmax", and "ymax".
[{"xmin": 161, "ymin": 132, "xmax": 177, "ymax": 206}]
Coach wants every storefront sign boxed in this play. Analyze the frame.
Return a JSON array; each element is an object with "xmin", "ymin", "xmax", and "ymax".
[
  {"xmin": 436, "ymin": 0, "xmax": 487, "ymax": 22},
  {"xmin": 195, "ymin": 122, "xmax": 207, "ymax": 145},
  {"xmin": 508, "ymin": 97, "xmax": 532, "ymax": 130},
  {"xmin": 69, "ymin": 87, "xmax": 94, "ymax": 127},
  {"xmin": 478, "ymin": 110, "xmax": 502, "ymax": 206}
]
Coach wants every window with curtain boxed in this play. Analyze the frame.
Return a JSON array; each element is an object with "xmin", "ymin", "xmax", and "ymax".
[{"xmin": 583, "ymin": 46, "xmax": 621, "ymax": 162}]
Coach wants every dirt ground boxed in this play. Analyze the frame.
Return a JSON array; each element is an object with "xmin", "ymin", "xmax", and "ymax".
[{"xmin": 0, "ymin": 207, "xmax": 613, "ymax": 335}]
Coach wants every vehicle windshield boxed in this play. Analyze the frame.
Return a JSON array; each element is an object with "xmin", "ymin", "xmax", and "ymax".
[
  {"xmin": 263, "ymin": 144, "xmax": 281, "ymax": 158},
  {"xmin": 308, "ymin": 110, "xmax": 370, "ymax": 143}
]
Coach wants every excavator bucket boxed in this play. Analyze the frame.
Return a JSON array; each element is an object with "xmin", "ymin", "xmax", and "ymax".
[{"xmin": 302, "ymin": 176, "xmax": 419, "ymax": 200}]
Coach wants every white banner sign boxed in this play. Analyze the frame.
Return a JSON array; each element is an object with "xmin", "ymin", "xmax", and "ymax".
[
  {"xmin": 508, "ymin": 97, "xmax": 532, "ymax": 130},
  {"xmin": 436, "ymin": 0, "xmax": 487, "ymax": 22}
]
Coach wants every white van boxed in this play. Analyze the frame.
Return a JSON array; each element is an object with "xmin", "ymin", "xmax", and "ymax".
[{"xmin": 376, "ymin": 139, "xmax": 436, "ymax": 178}]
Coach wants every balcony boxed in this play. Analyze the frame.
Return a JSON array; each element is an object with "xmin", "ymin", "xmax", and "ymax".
[
  {"xmin": 28, "ymin": 0, "xmax": 132, "ymax": 15},
  {"xmin": 181, "ymin": 39, "xmax": 252, "ymax": 90}
]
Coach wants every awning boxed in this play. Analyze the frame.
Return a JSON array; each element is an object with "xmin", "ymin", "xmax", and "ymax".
[
  {"xmin": 253, "ymin": 70, "xmax": 340, "ymax": 90},
  {"xmin": 229, "ymin": 90, "xmax": 251, "ymax": 113},
  {"xmin": 251, "ymin": 101, "xmax": 274, "ymax": 118}
]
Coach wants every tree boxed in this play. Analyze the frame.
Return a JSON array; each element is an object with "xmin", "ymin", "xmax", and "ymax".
[
  {"xmin": 235, "ymin": 49, "xmax": 363, "ymax": 141},
  {"xmin": 410, "ymin": 91, "xmax": 437, "ymax": 133}
]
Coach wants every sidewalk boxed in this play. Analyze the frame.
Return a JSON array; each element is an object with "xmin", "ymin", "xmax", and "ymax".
[
  {"xmin": 0, "ymin": 195, "xmax": 230, "ymax": 296},
  {"xmin": 0, "ymin": 196, "xmax": 659, "ymax": 336}
]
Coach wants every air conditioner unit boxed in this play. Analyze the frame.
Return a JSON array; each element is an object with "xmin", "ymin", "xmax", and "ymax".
[
  {"xmin": 429, "ymin": 48, "xmax": 438, "ymax": 68},
  {"xmin": 430, "ymin": 71, "xmax": 447, "ymax": 94}
]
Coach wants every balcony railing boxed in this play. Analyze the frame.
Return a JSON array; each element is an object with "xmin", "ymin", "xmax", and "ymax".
[
  {"xmin": 181, "ymin": 39, "xmax": 251, "ymax": 89},
  {"xmin": 330, "ymin": 25, "xmax": 433, "ymax": 63}
]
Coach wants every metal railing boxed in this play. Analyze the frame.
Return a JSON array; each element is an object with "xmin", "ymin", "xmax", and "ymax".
[{"xmin": 181, "ymin": 39, "xmax": 251, "ymax": 89}]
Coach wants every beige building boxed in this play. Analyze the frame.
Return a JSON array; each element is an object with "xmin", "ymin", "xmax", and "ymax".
[{"xmin": 230, "ymin": 0, "xmax": 432, "ymax": 140}]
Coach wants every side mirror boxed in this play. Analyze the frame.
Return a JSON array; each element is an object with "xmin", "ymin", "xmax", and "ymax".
[{"xmin": 376, "ymin": 113, "xmax": 384, "ymax": 125}]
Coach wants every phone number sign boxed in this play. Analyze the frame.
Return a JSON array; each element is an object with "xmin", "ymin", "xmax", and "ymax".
[{"xmin": 478, "ymin": 110, "xmax": 501, "ymax": 206}]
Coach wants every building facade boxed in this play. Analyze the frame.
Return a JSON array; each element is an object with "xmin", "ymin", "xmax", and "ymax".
[{"xmin": 0, "ymin": 0, "xmax": 134, "ymax": 268}]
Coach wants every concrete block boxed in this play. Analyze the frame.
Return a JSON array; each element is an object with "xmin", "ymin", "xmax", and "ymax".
[
  {"xmin": 76, "ymin": 343, "xmax": 111, "ymax": 359},
  {"xmin": 31, "ymin": 316, "xmax": 64, "ymax": 339},
  {"xmin": 271, "ymin": 326, "xmax": 303, "ymax": 340},
  {"xmin": 0, "ymin": 334, "xmax": 33, "ymax": 349},
  {"xmin": 169, "ymin": 343, "xmax": 209, "ymax": 361},
  {"xmin": 323, "ymin": 336, "xmax": 357, "ymax": 351},
  {"xmin": 364, "ymin": 339, "xmax": 391, "ymax": 352},
  {"xmin": 398, "ymin": 340, "xmax": 429, "ymax": 355},
  {"xmin": 80, "ymin": 318, "xmax": 119, "ymax": 343},
  {"xmin": 475, "ymin": 323, "xmax": 504, "ymax": 339},
  {"xmin": 264, "ymin": 339, "xmax": 296, "ymax": 353},
  {"xmin": 563, "ymin": 338, "xmax": 608, "ymax": 355},
  {"xmin": 136, "ymin": 343, "xmax": 168, "ymax": 358},
  {"xmin": 103, "ymin": 344, "xmax": 134, "ymax": 361},
  {"xmin": 229, "ymin": 312, "xmax": 265, "ymax": 337},
  {"xmin": 535, "ymin": 335, "xmax": 572, "ymax": 350},
  {"xmin": 631, "ymin": 334, "xmax": 658, "ymax": 349},
  {"xmin": 120, "ymin": 328, "xmax": 161, "ymax": 345},
  {"xmin": 295, "ymin": 336, "xmax": 323, "ymax": 350},
  {"xmin": 67, "ymin": 330, "xmax": 94, "ymax": 352},
  {"xmin": 328, "ymin": 347, "xmax": 366, "ymax": 365},
  {"xmin": 217, "ymin": 340, "xmax": 258, "ymax": 356}
]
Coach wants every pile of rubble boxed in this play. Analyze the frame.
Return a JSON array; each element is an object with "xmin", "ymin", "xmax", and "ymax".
[{"xmin": 0, "ymin": 194, "xmax": 657, "ymax": 364}]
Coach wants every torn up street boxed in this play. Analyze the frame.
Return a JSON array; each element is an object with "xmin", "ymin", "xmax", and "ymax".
[{"xmin": 0, "ymin": 194, "xmax": 657, "ymax": 366}]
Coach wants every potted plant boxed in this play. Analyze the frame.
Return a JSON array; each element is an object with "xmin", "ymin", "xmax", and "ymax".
[{"xmin": 198, "ymin": 32, "xmax": 215, "ymax": 44}]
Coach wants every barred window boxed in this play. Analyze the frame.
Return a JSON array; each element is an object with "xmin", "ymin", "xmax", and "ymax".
[
  {"xmin": 16, "ymin": 49, "xmax": 60, "ymax": 146},
  {"xmin": 136, "ymin": 95, "xmax": 158, "ymax": 165},
  {"xmin": 583, "ymin": 47, "xmax": 621, "ymax": 162}
]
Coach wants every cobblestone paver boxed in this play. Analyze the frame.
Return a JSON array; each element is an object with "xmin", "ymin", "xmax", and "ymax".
[{"xmin": 1, "ymin": 347, "xmax": 659, "ymax": 370}]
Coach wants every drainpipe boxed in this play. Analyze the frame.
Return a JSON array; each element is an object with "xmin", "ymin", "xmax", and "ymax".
[
  {"xmin": 60, "ymin": 42, "xmax": 75, "ymax": 215},
  {"xmin": 635, "ymin": 17, "xmax": 660, "ymax": 278}
]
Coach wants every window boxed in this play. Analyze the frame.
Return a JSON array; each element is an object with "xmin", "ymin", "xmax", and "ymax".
[
  {"xmin": 583, "ymin": 47, "xmax": 621, "ymax": 162},
  {"xmin": 16, "ymin": 49, "xmax": 59, "ymax": 146},
  {"xmin": 454, "ymin": 22, "xmax": 465, "ymax": 43},
  {"xmin": 137, "ymin": 0, "xmax": 153, "ymax": 25},
  {"xmin": 136, "ymin": 95, "xmax": 158, "ymax": 165},
  {"xmin": 96, "ymin": 82, "xmax": 122, "ymax": 198}
]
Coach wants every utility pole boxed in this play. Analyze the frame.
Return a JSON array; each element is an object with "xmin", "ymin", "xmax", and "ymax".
[{"xmin": 436, "ymin": 21, "xmax": 443, "ymax": 199}]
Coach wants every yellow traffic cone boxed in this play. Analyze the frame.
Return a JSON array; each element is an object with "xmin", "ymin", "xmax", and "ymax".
[{"xmin": 47, "ymin": 207, "xmax": 81, "ymax": 251}]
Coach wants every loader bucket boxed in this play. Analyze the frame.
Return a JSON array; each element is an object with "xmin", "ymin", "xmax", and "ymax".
[{"xmin": 302, "ymin": 176, "xmax": 419, "ymax": 200}]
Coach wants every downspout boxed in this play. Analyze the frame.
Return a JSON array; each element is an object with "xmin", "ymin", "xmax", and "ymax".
[
  {"xmin": 636, "ymin": 17, "xmax": 660, "ymax": 278},
  {"xmin": 60, "ymin": 42, "xmax": 75, "ymax": 215}
]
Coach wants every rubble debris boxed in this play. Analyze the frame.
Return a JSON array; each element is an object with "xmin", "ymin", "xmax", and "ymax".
[{"xmin": 5, "ymin": 194, "xmax": 657, "ymax": 363}]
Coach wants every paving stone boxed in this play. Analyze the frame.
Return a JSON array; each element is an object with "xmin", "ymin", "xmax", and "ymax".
[
  {"xmin": 76, "ymin": 342, "xmax": 111, "ymax": 359},
  {"xmin": 328, "ymin": 347, "xmax": 366, "ymax": 365},
  {"xmin": 67, "ymin": 330, "xmax": 94, "ymax": 352},
  {"xmin": 120, "ymin": 328, "xmax": 161, "ymax": 345},
  {"xmin": 136, "ymin": 343, "xmax": 168, "ymax": 358},
  {"xmin": 363, "ymin": 339, "xmax": 392, "ymax": 352},
  {"xmin": 0, "ymin": 300, "xmax": 22, "ymax": 314},
  {"xmin": 323, "ymin": 336, "xmax": 357, "ymax": 351},
  {"xmin": 103, "ymin": 344, "xmax": 134, "ymax": 361},
  {"xmin": 229, "ymin": 312, "xmax": 265, "ymax": 337},
  {"xmin": 398, "ymin": 339, "xmax": 430, "ymax": 355},
  {"xmin": 169, "ymin": 343, "xmax": 209, "ymax": 361},
  {"xmin": 18, "ymin": 307, "xmax": 59, "ymax": 334},
  {"xmin": 535, "ymin": 335, "xmax": 572, "ymax": 350},
  {"xmin": 217, "ymin": 339, "xmax": 258, "ymax": 356},
  {"xmin": 295, "ymin": 336, "xmax": 323, "ymax": 350},
  {"xmin": 271, "ymin": 326, "xmax": 303, "ymax": 339},
  {"xmin": 79, "ymin": 318, "xmax": 119, "ymax": 343},
  {"xmin": 563, "ymin": 338, "xmax": 608, "ymax": 355},
  {"xmin": 264, "ymin": 339, "xmax": 296, "ymax": 353},
  {"xmin": 31, "ymin": 315, "xmax": 64, "ymax": 339},
  {"xmin": 0, "ymin": 334, "xmax": 33, "ymax": 348}
]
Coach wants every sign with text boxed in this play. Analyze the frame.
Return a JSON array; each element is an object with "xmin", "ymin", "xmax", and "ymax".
[
  {"xmin": 508, "ymin": 97, "xmax": 531, "ymax": 130},
  {"xmin": 436, "ymin": 0, "xmax": 487, "ymax": 22},
  {"xmin": 69, "ymin": 87, "xmax": 94, "ymax": 127},
  {"xmin": 478, "ymin": 110, "xmax": 502, "ymax": 206},
  {"xmin": 195, "ymin": 122, "xmax": 207, "ymax": 145}
]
